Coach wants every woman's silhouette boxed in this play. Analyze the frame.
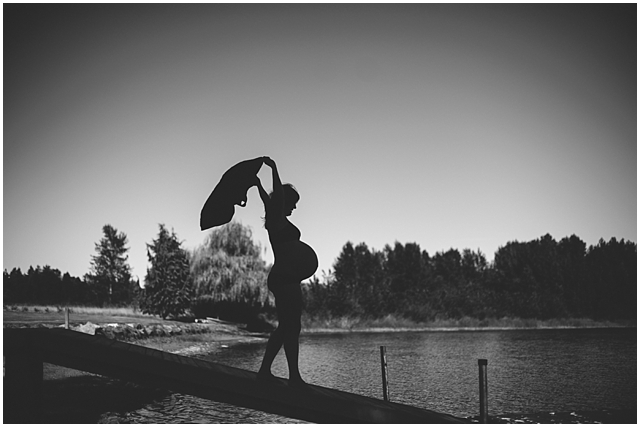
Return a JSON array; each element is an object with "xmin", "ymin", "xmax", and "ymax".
[{"xmin": 254, "ymin": 156, "xmax": 318, "ymax": 386}]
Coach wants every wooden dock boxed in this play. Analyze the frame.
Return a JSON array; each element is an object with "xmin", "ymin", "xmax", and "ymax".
[{"xmin": 4, "ymin": 328, "xmax": 468, "ymax": 423}]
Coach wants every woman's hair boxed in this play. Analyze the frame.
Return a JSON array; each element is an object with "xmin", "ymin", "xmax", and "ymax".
[
  {"xmin": 263, "ymin": 183, "xmax": 299, "ymax": 227},
  {"xmin": 281, "ymin": 183, "xmax": 300, "ymax": 205}
]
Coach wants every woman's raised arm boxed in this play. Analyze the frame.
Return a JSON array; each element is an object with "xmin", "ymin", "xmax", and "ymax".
[
  {"xmin": 261, "ymin": 156, "xmax": 285, "ymax": 228},
  {"xmin": 255, "ymin": 176, "xmax": 271, "ymax": 208}
]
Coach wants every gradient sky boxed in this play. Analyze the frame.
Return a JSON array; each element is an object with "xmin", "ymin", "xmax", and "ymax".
[{"xmin": 4, "ymin": 4, "xmax": 637, "ymax": 282}]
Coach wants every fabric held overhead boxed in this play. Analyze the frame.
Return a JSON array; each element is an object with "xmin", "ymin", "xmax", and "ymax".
[{"xmin": 200, "ymin": 157, "xmax": 263, "ymax": 230}]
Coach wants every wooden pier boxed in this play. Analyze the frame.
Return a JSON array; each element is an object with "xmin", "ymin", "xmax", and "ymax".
[{"xmin": 4, "ymin": 328, "xmax": 468, "ymax": 423}]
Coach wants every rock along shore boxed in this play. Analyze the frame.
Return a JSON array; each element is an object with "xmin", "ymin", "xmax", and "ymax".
[{"xmin": 3, "ymin": 317, "xmax": 265, "ymax": 343}]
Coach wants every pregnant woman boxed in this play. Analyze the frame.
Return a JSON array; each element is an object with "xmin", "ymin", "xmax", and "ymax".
[{"xmin": 255, "ymin": 156, "xmax": 318, "ymax": 386}]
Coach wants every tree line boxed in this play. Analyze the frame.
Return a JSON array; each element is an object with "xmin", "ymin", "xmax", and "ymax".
[
  {"xmin": 3, "ymin": 222, "xmax": 271, "ymax": 320},
  {"xmin": 3, "ymin": 222, "xmax": 636, "ymax": 322},
  {"xmin": 304, "ymin": 234, "xmax": 636, "ymax": 322},
  {"xmin": 4, "ymin": 225, "xmax": 141, "ymax": 307}
]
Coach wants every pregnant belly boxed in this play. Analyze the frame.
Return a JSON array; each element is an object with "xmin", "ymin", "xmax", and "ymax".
[{"xmin": 273, "ymin": 241, "xmax": 318, "ymax": 281}]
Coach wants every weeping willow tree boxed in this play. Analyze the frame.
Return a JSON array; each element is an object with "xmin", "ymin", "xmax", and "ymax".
[{"xmin": 190, "ymin": 222, "xmax": 272, "ymax": 319}]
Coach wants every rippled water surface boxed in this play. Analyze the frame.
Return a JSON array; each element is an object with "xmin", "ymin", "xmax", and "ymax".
[{"xmin": 122, "ymin": 328, "xmax": 636, "ymax": 423}]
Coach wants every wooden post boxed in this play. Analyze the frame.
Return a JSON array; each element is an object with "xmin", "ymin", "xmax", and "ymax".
[
  {"xmin": 478, "ymin": 359, "xmax": 488, "ymax": 423},
  {"xmin": 380, "ymin": 346, "xmax": 390, "ymax": 402},
  {"xmin": 65, "ymin": 306, "xmax": 70, "ymax": 329}
]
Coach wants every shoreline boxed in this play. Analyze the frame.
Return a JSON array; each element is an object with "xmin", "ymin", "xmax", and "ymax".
[
  {"xmin": 5, "ymin": 314, "xmax": 634, "ymax": 357},
  {"xmin": 4, "ymin": 309, "xmax": 634, "ymax": 371},
  {"xmin": 299, "ymin": 314, "xmax": 635, "ymax": 333},
  {"xmin": 301, "ymin": 323, "xmax": 636, "ymax": 334}
]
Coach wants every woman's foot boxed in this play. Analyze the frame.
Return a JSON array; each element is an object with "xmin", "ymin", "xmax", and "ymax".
[
  {"xmin": 257, "ymin": 370, "xmax": 279, "ymax": 382},
  {"xmin": 288, "ymin": 376, "xmax": 309, "ymax": 388}
]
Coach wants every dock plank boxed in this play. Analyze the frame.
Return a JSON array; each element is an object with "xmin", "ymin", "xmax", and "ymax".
[{"xmin": 3, "ymin": 328, "xmax": 468, "ymax": 424}]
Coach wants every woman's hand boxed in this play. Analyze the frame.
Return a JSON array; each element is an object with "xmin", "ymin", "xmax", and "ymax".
[{"xmin": 262, "ymin": 156, "xmax": 276, "ymax": 168}]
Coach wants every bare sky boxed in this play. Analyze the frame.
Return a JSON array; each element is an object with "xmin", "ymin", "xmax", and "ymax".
[{"xmin": 4, "ymin": 4, "xmax": 636, "ymax": 281}]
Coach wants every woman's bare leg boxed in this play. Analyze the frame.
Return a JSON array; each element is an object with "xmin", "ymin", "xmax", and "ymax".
[
  {"xmin": 282, "ymin": 282, "xmax": 304, "ymax": 384},
  {"xmin": 259, "ymin": 278, "xmax": 305, "ymax": 384},
  {"xmin": 258, "ymin": 326, "xmax": 284, "ymax": 378},
  {"xmin": 283, "ymin": 322, "xmax": 303, "ymax": 383}
]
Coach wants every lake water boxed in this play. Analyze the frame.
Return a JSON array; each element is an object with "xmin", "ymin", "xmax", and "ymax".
[{"xmin": 123, "ymin": 328, "xmax": 636, "ymax": 423}]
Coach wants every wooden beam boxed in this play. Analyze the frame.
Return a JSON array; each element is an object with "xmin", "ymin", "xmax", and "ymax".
[
  {"xmin": 4, "ymin": 328, "xmax": 468, "ymax": 423},
  {"xmin": 4, "ymin": 342, "xmax": 43, "ymax": 423}
]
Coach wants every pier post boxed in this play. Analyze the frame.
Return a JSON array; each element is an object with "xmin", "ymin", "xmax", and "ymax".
[
  {"xmin": 4, "ymin": 348, "xmax": 44, "ymax": 423},
  {"xmin": 65, "ymin": 306, "xmax": 70, "ymax": 329},
  {"xmin": 380, "ymin": 346, "xmax": 390, "ymax": 401},
  {"xmin": 478, "ymin": 359, "xmax": 488, "ymax": 423}
]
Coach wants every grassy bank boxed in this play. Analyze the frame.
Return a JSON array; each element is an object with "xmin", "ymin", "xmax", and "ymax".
[
  {"xmin": 5, "ymin": 304, "xmax": 634, "ymax": 333},
  {"xmin": 3, "ymin": 304, "xmax": 150, "ymax": 317}
]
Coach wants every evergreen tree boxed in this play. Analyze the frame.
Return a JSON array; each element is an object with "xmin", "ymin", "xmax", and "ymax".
[
  {"xmin": 557, "ymin": 235, "xmax": 588, "ymax": 317},
  {"xmin": 3, "ymin": 268, "xmax": 24, "ymax": 302},
  {"xmin": 354, "ymin": 244, "xmax": 387, "ymax": 315},
  {"xmin": 330, "ymin": 242, "xmax": 388, "ymax": 316},
  {"xmin": 585, "ymin": 238, "xmax": 636, "ymax": 320},
  {"xmin": 330, "ymin": 241, "xmax": 359, "ymax": 316},
  {"xmin": 384, "ymin": 242, "xmax": 431, "ymax": 319},
  {"xmin": 3, "ymin": 266, "xmax": 90, "ymax": 305},
  {"xmin": 84, "ymin": 225, "xmax": 134, "ymax": 306},
  {"xmin": 301, "ymin": 273, "xmax": 332, "ymax": 316},
  {"xmin": 140, "ymin": 224, "xmax": 193, "ymax": 319}
]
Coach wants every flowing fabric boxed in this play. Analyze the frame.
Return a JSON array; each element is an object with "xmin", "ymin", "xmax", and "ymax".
[{"xmin": 200, "ymin": 157, "xmax": 263, "ymax": 230}]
